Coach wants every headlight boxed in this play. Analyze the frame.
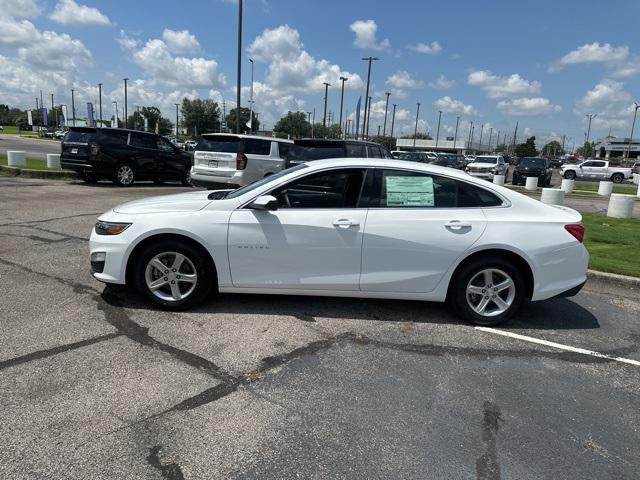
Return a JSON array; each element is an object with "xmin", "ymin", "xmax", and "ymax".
[{"xmin": 95, "ymin": 221, "xmax": 131, "ymax": 235}]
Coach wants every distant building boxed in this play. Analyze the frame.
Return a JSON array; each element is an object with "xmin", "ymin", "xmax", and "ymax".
[{"xmin": 594, "ymin": 136, "xmax": 640, "ymax": 159}]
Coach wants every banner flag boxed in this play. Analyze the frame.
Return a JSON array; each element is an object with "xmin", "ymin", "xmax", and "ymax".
[{"xmin": 354, "ymin": 96, "xmax": 361, "ymax": 140}]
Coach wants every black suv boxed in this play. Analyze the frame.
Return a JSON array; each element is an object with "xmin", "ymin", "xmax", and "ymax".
[
  {"xmin": 511, "ymin": 157, "xmax": 553, "ymax": 186},
  {"xmin": 430, "ymin": 153, "xmax": 467, "ymax": 170},
  {"xmin": 61, "ymin": 127, "xmax": 192, "ymax": 186},
  {"xmin": 282, "ymin": 138, "xmax": 392, "ymax": 167}
]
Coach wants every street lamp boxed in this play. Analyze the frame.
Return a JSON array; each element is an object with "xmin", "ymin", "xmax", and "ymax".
[
  {"xmin": 322, "ymin": 82, "xmax": 330, "ymax": 129},
  {"xmin": 112, "ymin": 101, "xmax": 118, "ymax": 127},
  {"xmin": 413, "ymin": 102, "xmax": 421, "ymax": 149},
  {"xmin": 366, "ymin": 96, "xmax": 372, "ymax": 139},
  {"xmin": 585, "ymin": 113, "xmax": 597, "ymax": 156},
  {"xmin": 71, "ymin": 88, "xmax": 76, "ymax": 127},
  {"xmin": 175, "ymin": 103, "xmax": 180, "ymax": 137},
  {"xmin": 236, "ymin": 0, "xmax": 243, "ymax": 134},
  {"xmin": 123, "ymin": 78, "xmax": 129, "ymax": 129},
  {"xmin": 361, "ymin": 56, "xmax": 379, "ymax": 139},
  {"xmin": 478, "ymin": 123, "xmax": 484, "ymax": 152},
  {"xmin": 488, "ymin": 127, "xmax": 493, "ymax": 152},
  {"xmin": 98, "ymin": 83, "xmax": 102, "ymax": 127},
  {"xmin": 390, "ymin": 103, "xmax": 397, "ymax": 138},
  {"xmin": 625, "ymin": 103, "xmax": 639, "ymax": 160},
  {"xmin": 338, "ymin": 76, "xmax": 348, "ymax": 133},
  {"xmin": 382, "ymin": 92, "xmax": 390, "ymax": 137},
  {"xmin": 467, "ymin": 120, "xmax": 474, "ymax": 152},
  {"xmin": 435, "ymin": 110, "xmax": 442, "ymax": 149},
  {"xmin": 248, "ymin": 58, "xmax": 254, "ymax": 133}
]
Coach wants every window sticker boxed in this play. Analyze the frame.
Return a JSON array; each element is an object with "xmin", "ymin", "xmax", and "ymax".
[{"xmin": 385, "ymin": 175, "xmax": 434, "ymax": 206}]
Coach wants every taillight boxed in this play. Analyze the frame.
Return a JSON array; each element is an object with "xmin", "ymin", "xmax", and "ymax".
[
  {"xmin": 90, "ymin": 143, "xmax": 99, "ymax": 155},
  {"xmin": 236, "ymin": 152, "xmax": 248, "ymax": 170},
  {"xmin": 564, "ymin": 224, "xmax": 584, "ymax": 243}
]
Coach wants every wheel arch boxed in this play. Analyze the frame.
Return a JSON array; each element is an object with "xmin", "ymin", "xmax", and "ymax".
[
  {"xmin": 446, "ymin": 248, "xmax": 535, "ymax": 300},
  {"xmin": 125, "ymin": 232, "xmax": 218, "ymax": 288}
]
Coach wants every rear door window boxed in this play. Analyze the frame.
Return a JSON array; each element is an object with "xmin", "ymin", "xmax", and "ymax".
[
  {"xmin": 197, "ymin": 137, "xmax": 241, "ymax": 153},
  {"xmin": 129, "ymin": 133, "xmax": 157, "ymax": 149},
  {"xmin": 346, "ymin": 144, "xmax": 365, "ymax": 157},
  {"xmin": 156, "ymin": 137, "xmax": 175, "ymax": 152},
  {"xmin": 244, "ymin": 138, "xmax": 271, "ymax": 155},
  {"xmin": 367, "ymin": 145, "xmax": 383, "ymax": 158},
  {"xmin": 99, "ymin": 130, "xmax": 129, "ymax": 146}
]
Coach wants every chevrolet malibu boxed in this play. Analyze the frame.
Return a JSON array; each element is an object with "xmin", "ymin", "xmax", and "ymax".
[{"xmin": 90, "ymin": 158, "xmax": 588, "ymax": 325}]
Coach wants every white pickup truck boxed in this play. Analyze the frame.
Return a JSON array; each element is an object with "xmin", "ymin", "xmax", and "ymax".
[{"xmin": 561, "ymin": 160, "xmax": 632, "ymax": 184}]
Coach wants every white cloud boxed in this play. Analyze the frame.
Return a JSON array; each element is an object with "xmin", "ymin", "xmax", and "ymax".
[
  {"xmin": 349, "ymin": 19, "xmax": 390, "ymax": 51},
  {"xmin": 162, "ymin": 29, "xmax": 201, "ymax": 54},
  {"xmin": 574, "ymin": 79, "xmax": 633, "ymax": 129},
  {"xmin": 247, "ymin": 24, "xmax": 301, "ymax": 62},
  {"xmin": 0, "ymin": 17, "xmax": 39, "ymax": 47},
  {"xmin": 555, "ymin": 42, "xmax": 629, "ymax": 68},
  {"xmin": 0, "ymin": 0, "xmax": 41, "ymax": 18},
  {"xmin": 434, "ymin": 96, "xmax": 479, "ymax": 116},
  {"xmin": 497, "ymin": 97, "xmax": 561, "ymax": 116},
  {"xmin": 385, "ymin": 70, "xmax": 424, "ymax": 89},
  {"xmin": 409, "ymin": 41, "xmax": 442, "ymax": 55},
  {"xmin": 468, "ymin": 70, "xmax": 541, "ymax": 99},
  {"xmin": 428, "ymin": 74, "xmax": 455, "ymax": 90},
  {"xmin": 50, "ymin": 0, "xmax": 111, "ymax": 25},
  {"xmin": 612, "ymin": 57, "xmax": 640, "ymax": 79}
]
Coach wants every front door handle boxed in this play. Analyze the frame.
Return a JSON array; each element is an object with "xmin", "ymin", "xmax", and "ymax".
[
  {"xmin": 445, "ymin": 220, "xmax": 472, "ymax": 229},
  {"xmin": 333, "ymin": 219, "xmax": 359, "ymax": 228}
]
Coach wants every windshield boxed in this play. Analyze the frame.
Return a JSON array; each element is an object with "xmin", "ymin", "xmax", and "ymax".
[
  {"xmin": 225, "ymin": 163, "xmax": 309, "ymax": 199},
  {"xmin": 519, "ymin": 158, "xmax": 546, "ymax": 168},
  {"xmin": 473, "ymin": 156, "xmax": 497, "ymax": 164}
]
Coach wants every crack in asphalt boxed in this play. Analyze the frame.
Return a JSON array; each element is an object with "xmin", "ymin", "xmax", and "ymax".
[
  {"xmin": 476, "ymin": 401, "xmax": 502, "ymax": 480},
  {"xmin": 0, "ymin": 231, "xmax": 77, "ymax": 245}
]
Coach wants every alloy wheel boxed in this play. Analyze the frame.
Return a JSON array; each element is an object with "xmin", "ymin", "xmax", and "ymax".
[
  {"xmin": 144, "ymin": 251, "xmax": 198, "ymax": 302},
  {"xmin": 465, "ymin": 268, "xmax": 516, "ymax": 317},
  {"xmin": 117, "ymin": 165, "xmax": 134, "ymax": 185}
]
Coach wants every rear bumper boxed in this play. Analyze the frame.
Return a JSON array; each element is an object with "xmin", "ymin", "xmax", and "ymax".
[
  {"xmin": 531, "ymin": 243, "xmax": 589, "ymax": 301},
  {"xmin": 61, "ymin": 158, "xmax": 111, "ymax": 176},
  {"xmin": 190, "ymin": 168, "xmax": 243, "ymax": 188}
]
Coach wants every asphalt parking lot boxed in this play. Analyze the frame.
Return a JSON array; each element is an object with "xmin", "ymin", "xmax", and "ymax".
[{"xmin": 1, "ymin": 177, "xmax": 639, "ymax": 479}]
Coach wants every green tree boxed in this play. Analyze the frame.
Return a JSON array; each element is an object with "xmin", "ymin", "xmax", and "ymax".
[
  {"xmin": 541, "ymin": 140, "xmax": 564, "ymax": 156},
  {"xmin": 273, "ymin": 111, "xmax": 311, "ymax": 138},
  {"xmin": 127, "ymin": 106, "xmax": 173, "ymax": 135},
  {"xmin": 311, "ymin": 123, "xmax": 342, "ymax": 139},
  {"xmin": 409, "ymin": 132, "xmax": 433, "ymax": 140},
  {"xmin": 514, "ymin": 136, "xmax": 538, "ymax": 157},
  {"xmin": 494, "ymin": 143, "xmax": 508, "ymax": 153},
  {"xmin": 182, "ymin": 99, "xmax": 220, "ymax": 136},
  {"xmin": 368, "ymin": 135, "xmax": 396, "ymax": 151},
  {"xmin": 226, "ymin": 107, "xmax": 259, "ymax": 134},
  {"xmin": 576, "ymin": 141, "xmax": 594, "ymax": 158}
]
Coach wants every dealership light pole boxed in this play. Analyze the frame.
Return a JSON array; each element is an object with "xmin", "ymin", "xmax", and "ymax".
[
  {"xmin": 175, "ymin": 103, "xmax": 179, "ymax": 136},
  {"xmin": 478, "ymin": 123, "xmax": 484, "ymax": 152},
  {"xmin": 585, "ymin": 113, "xmax": 597, "ymax": 151},
  {"xmin": 123, "ymin": 78, "xmax": 129, "ymax": 129},
  {"xmin": 390, "ymin": 103, "xmax": 397, "ymax": 138},
  {"xmin": 382, "ymin": 91, "xmax": 390, "ymax": 136},
  {"xmin": 435, "ymin": 110, "xmax": 442, "ymax": 148},
  {"xmin": 98, "ymin": 83, "xmax": 102, "ymax": 126},
  {"xmin": 366, "ymin": 96, "xmax": 373, "ymax": 139},
  {"xmin": 248, "ymin": 58, "xmax": 254, "ymax": 133},
  {"xmin": 236, "ymin": 0, "xmax": 243, "ymax": 134},
  {"xmin": 488, "ymin": 127, "xmax": 493, "ymax": 152},
  {"xmin": 50, "ymin": 93, "xmax": 54, "ymax": 128},
  {"xmin": 322, "ymin": 82, "xmax": 330, "ymax": 129},
  {"xmin": 467, "ymin": 120, "xmax": 473, "ymax": 151},
  {"xmin": 413, "ymin": 102, "xmax": 421, "ymax": 149},
  {"xmin": 338, "ymin": 76, "xmax": 348, "ymax": 132},
  {"xmin": 453, "ymin": 116, "xmax": 460, "ymax": 151},
  {"xmin": 625, "ymin": 103, "xmax": 639, "ymax": 159},
  {"xmin": 361, "ymin": 56, "xmax": 379, "ymax": 139},
  {"xmin": 71, "ymin": 88, "xmax": 76, "ymax": 127}
]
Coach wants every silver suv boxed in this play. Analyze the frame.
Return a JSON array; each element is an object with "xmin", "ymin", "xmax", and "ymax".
[{"xmin": 190, "ymin": 134, "xmax": 293, "ymax": 188}]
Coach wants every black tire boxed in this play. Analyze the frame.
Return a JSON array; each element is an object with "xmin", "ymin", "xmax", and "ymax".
[
  {"xmin": 113, "ymin": 163, "xmax": 136, "ymax": 186},
  {"xmin": 449, "ymin": 255, "xmax": 526, "ymax": 326},
  {"xmin": 181, "ymin": 169, "xmax": 192, "ymax": 187},
  {"xmin": 135, "ymin": 239, "xmax": 214, "ymax": 310},
  {"xmin": 564, "ymin": 170, "xmax": 576, "ymax": 180},
  {"xmin": 611, "ymin": 173, "xmax": 624, "ymax": 184}
]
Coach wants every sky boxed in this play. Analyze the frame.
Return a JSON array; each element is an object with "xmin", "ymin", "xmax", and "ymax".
[{"xmin": 1, "ymin": 0, "xmax": 639, "ymax": 148}]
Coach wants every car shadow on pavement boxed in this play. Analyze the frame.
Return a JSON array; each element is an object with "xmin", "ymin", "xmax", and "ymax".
[
  {"xmin": 68, "ymin": 181, "xmax": 192, "ymax": 188},
  {"xmin": 101, "ymin": 286, "xmax": 599, "ymax": 330}
]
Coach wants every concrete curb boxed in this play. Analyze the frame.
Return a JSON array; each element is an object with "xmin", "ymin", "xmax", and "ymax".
[
  {"xmin": 587, "ymin": 269, "xmax": 640, "ymax": 290},
  {"xmin": 0, "ymin": 164, "xmax": 77, "ymax": 179}
]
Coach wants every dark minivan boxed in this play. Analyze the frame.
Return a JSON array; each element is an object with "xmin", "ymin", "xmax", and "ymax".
[
  {"xmin": 282, "ymin": 138, "xmax": 393, "ymax": 167},
  {"xmin": 60, "ymin": 127, "xmax": 192, "ymax": 186}
]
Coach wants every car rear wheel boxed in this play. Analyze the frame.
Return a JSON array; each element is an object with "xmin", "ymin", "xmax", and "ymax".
[
  {"xmin": 611, "ymin": 173, "xmax": 624, "ymax": 184},
  {"xmin": 135, "ymin": 240, "xmax": 213, "ymax": 310},
  {"xmin": 113, "ymin": 163, "xmax": 135, "ymax": 186},
  {"xmin": 449, "ymin": 256, "xmax": 525, "ymax": 326},
  {"xmin": 182, "ymin": 169, "xmax": 192, "ymax": 186},
  {"xmin": 563, "ymin": 170, "xmax": 576, "ymax": 180}
]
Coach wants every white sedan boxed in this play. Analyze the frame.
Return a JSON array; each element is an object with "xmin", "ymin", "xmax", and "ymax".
[{"xmin": 89, "ymin": 158, "xmax": 588, "ymax": 325}]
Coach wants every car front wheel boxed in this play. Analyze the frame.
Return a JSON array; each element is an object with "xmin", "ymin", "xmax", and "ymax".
[
  {"xmin": 135, "ymin": 240, "xmax": 214, "ymax": 310},
  {"xmin": 113, "ymin": 163, "xmax": 136, "ymax": 186},
  {"xmin": 563, "ymin": 170, "xmax": 576, "ymax": 180},
  {"xmin": 450, "ymin": 256, "xmax": 526, "ymax": 326}
]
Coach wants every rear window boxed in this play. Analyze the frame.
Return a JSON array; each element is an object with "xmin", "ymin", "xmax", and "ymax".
[
  {"xmin": 197, "ymin": 136, "xmax": 240, "ymax": 153},
  {"xmin": 244, "ymin": 138, "xmax": 271, "ymax": 155},
  {"xmin": 457, "ymin": 181, "xmax": 503, "ymax": 207},
  {"xmin": 99, "ymin": 130, "xmax": 129, "ymax": 146},
  {"xmin": 64, "ymin": 130, "xmax": 95, "ymax": 143},
  {"xmin": 287, "ymin": 145, "xmax": 345, "ymax": 161},
  {"xmin": 346, "ymin": 144, "xmax": 365, "ymax": 157}
]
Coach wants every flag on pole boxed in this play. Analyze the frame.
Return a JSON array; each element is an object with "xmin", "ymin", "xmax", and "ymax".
[
  {"xmin": 87, "ymin": 102, "xmax": 95, "ymax": 127},
  {"xmin": 27, "ymin": 110, "xmax": 33, "ymax": 126},
  {"xmin": 354, "ymin": 96, "xmax": 361, "ymax": 140},
  {"xmin": 143, "ymin": 115, "xmax": 149, "ymax": 132},
  {"xmin": 155, "ymin": 120, "xmax": 159, "ymax": 135},
  {"xmin": 41, "ymin": 107, "xmax": 48, "ymax": 126},
  {"xmin": 61, "ymin": 105, "xmax": 68, "ymax": 126}
]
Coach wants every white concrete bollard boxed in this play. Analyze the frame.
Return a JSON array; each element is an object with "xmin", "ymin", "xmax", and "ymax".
[
  {"xmin": 637, "ymin": 182, "xmax": 640, "ymax": 198},
  {"xmin": 607, "ymin": 194, "xmax": 636, "ymax": 219},
  {"xmin": 525, "ymin": 176, "xmax": 538, "ymax": 190},
  {"xmin": 560, "ymin": 179, "xmax": 575, "ymax": 194},
  {"xmin": 632, "ymin": 173, "xmax": 639, "ymax": 185},
  {"xmin": 7, "ymin": 150, "xmax": 26, "ymax": 167},
  {"xmin": 540, "ymin": 188, "xmax": 565, "ymax": 206},
  {"xmin": 493, "ymin": 174, "xmax": 505, "ymax": 186},
  {"xmin": 598, "ymin": 181, "xmax": 613, "ymax": 196},
  {"xmin": 46, "ymin": 153, "xmax": 61, "ymax": 169}
]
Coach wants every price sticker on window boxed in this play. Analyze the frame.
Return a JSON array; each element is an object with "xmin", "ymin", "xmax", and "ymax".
[{"xmin": 385, "ymin": 175, "xmax": 434, "ymax": 207}]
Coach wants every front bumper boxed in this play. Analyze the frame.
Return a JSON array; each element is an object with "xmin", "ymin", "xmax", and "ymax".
[
  {"xmin": 467, "ymin": 171, "xmax": 495, "ymax": 180},
  {"xmin": 89, "ymin": 227, "xmax": 132, "ymax": 285}
]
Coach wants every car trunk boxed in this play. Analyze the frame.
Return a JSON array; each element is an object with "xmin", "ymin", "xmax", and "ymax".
[
  {"xmin": 193, "ymin": 135, "xmax": 241, "ymax": 177},
  {"xmin": 61, "ymin": 128, "xmax": 96, "ymax": 161}
]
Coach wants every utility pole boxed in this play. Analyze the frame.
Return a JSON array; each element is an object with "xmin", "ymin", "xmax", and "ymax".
[
  {"xmin": 488, "ymin": 127, "xmax": 493, "ymax": 152},
  {"xmin": 470, "ymin": 123, "xmax": 475, "ymax": 153},
  {"xmin": 71, "ymin": 88, "xmax": 76, "ymax": 127},
  {"xmin": 390, "ymin": 103, "xmax": 397, "ymax": 138},
  {"xmin": 97, "ymin": 83, "xmax": 102, "ymax": 127},
  {"xmin": 377, "ymin": 125, "xmax": 381, "ymax": 136},
  {"xmin": 338, "ymin": 76, "xmax": 348, "ymax": 132},
  {"xmin": 175, "ymin": 103, "xmax": 179, "ymax": 137},
  {"xmin": 312, "ymin": 108, "xmax": 315, "ymax": 138},
  {"xmin": 361, "ymin": 56, "xmax": 379, "ymax": 139},
  {"xmin": 382, "ymin": 91, "xmax": 391, "ymax": 136},
  {"xmin": 235, "ymin": 0, "xmax": 243, "ymax": 134},
  {"xmin": 467, "ymin": 121, "xmax": 474, "ymax": 151},
  {"xmin": 413, "ymin": 102, "xmax": 421, "ymax": 149},
  {"xmin": 322, "ymin": 82, "xmax": 330, "ymax": 129},
  {"xmin": 585, "ymin": 114, "xmax": 596, "ymax": 156},
  {"xmin": 248, "ymin": 58, "xmax": 254, "ymax": 133},
  {"xmin": 478, "ymin": 123, "xmax": 484, "ymax": 152},
  {"xmin": 625, "ymin": 103, "xmax": 639, "ymax": 160},
  {"xmin": 435, "ymin": 110, "xmax": 442, "ymax": 148},
  {"xmin": 453, "ymin": 116, "xmax": 460, "ymax": 152},
  {"xmin": 511, "ymin": 121, "xmax": 519, "ymax": 154}
]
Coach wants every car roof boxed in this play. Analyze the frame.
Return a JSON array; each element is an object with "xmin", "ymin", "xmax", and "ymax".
[{"xmin": 201, "ymin": 133, "xmax": 292, "ymax": 143}]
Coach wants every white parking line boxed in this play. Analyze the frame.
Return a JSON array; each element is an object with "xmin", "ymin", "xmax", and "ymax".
[{"xmin": 475, "ymin": 327, "xmax": 640, "ymax": 367}]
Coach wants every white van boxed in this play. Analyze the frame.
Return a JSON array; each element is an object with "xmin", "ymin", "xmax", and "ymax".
[{"xmin": 190, "ymin": 134, "xmax": 294, "ymax": 188}]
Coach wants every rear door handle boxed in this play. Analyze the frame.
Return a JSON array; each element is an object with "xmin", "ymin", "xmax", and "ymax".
[
  {"xmin": 333, "ymin": 219, "xmax": 359, "ymax": 228},
  {"xmin": 445, "ymin": 220, "xmax": 472, "ymax": 229}
]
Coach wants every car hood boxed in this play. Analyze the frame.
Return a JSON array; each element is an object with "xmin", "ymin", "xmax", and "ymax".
[
  {"xmin": 468, "ymin": 163, "xmax": 496, "ymax": 169},
  {"xmin": 113, "ymin": 190, "xmax": 216, "ymax": 214}
]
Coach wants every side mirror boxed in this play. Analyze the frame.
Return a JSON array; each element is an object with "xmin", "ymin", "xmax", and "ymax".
[{"xmin": 249, "ymin": 195, "xmax": 278, "ymax": 211}]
